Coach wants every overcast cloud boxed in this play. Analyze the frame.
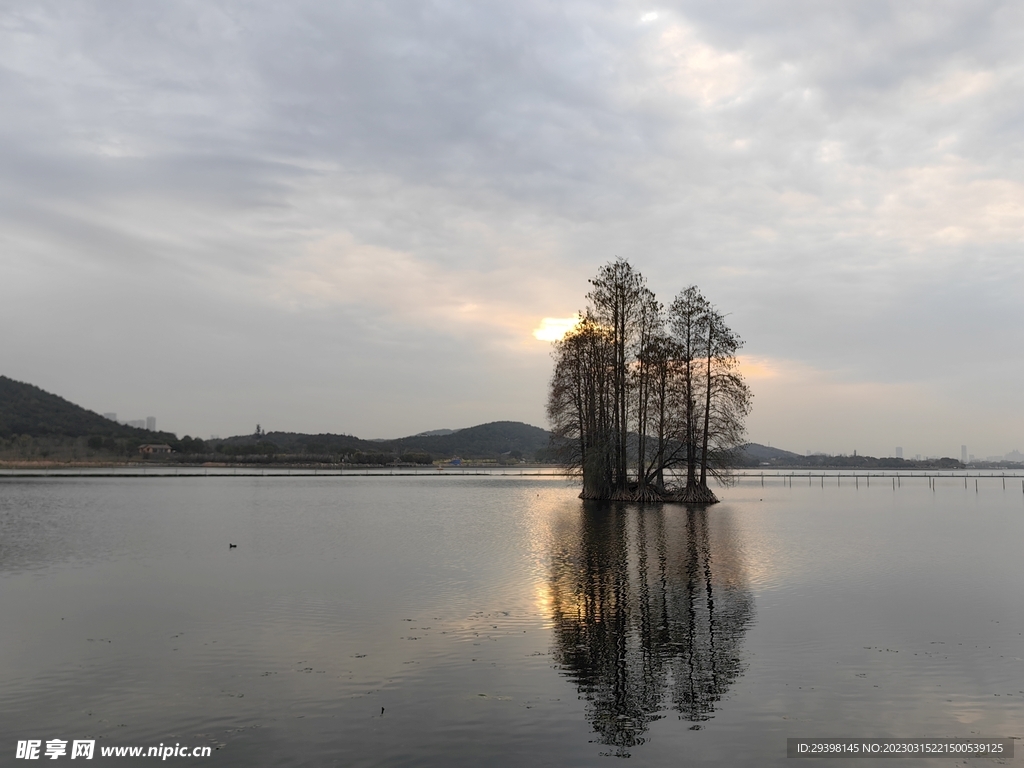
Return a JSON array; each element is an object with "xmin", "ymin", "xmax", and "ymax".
[{"xmin": 2, "ymin": 1, "xmax": 1023, "ymax": 457}]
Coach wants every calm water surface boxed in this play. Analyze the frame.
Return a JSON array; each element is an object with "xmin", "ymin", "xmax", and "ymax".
[{"xmin": 1, "ymin": 476, "xmax": 1022, "ymax": 766}]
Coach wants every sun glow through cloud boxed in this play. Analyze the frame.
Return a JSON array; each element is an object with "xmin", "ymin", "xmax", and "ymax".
[
  {"xmin": 3, "ymin": 2, "xmax": 1024, "ymax": 454},
  {"xmin": 533, "ymin": 315, "xmax": 581, "ymax": 342}
]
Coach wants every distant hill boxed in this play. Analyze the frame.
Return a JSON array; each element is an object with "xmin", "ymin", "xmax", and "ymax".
[
  {"xmin": 735, "ymin": 443, "xmax": 804, "ymax": 466},
  {"xmin": 212, "ymin": 430, "xmax": 804, "ymax": 465},
  {"xmin": 0, "ymin": 375, "xmax": 172, "ymax": 441},
  {"xmin": 391, "ymin": 421, "xmax": 551, "ymax": 459},
  {"xmin": 22, "ymin": 374, "xmax": 956, "ymax": 468},
  {"xmin": 0, "ymin": 375, "xmax": 552, "ymax": 461},
  {"xmin": 215, "ymin": 421, "xmax": 553, "ymax": 461},
  {"xmin": 735, "ymin": 442, "xmax": 964, "ymax": 470}
]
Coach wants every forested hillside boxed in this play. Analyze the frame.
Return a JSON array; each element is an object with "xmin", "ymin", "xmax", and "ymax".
[
  {"xmin": 0, "ymin": 375, "xmax": 170, "ymax": 440},
  {"xmin": 212, "ymin": 421, "xmax": 553, "ymax": 462},
  {"xmin": 391, "ymin": 421, "xmax": 551, "ymax": 459},
  {"xmin": 4, "ymin": 374, "xmax": 840, "ymax": 467}
]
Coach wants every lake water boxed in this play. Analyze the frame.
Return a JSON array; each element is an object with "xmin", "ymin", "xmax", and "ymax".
[{"xmin": 1, "ymin": 474, "xmax": 1023, "ymax": 765}]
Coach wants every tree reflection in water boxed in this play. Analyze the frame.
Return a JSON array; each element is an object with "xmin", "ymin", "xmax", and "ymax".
[{"xmin": 548, "ymin": 503, "xmax": 754, "ymax": 756}]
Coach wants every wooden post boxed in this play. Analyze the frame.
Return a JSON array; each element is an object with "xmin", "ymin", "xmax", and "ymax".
[
  {"xmin": 976, "ymin": 478, "xmax": 978, "ymax": 493},
  {"xmin": 892, "ymin": 478, "xmax": 895, "ymax": 490}
]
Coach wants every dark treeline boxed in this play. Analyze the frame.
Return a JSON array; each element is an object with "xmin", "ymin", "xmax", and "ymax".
[
  {"xmin": 160, "ymin": 450, "xmax": 435, "ymax": 466},
  {"xmin": 548, "ymin": 259, "xmax": 751, "ymax": 504},
  {"xmin": 747, "ymin": 454, "xmax": 965, "ymax": 470},
  {"xmin": 0, "ymin": 434, "xmax": 204, "ymax": 462},
  {"xmin": 193, "ymin": 442, "xmax": 434, "ymax": 465},
  {"xmin": 0, "ymin": 434, "xmax": 445, "ymax": 466},
  {"xmin": 235, "ymin": 422, "xmax": 552, "ymax": 460},
  {"xmin": 204, "ymin": 421, "xmax": 552, "ymax": 464}
]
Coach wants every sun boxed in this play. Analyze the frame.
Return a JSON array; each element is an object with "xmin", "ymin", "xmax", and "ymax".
[{"xmin": 533, "ymin": 315, "xmax": 581, "ymax": 342}]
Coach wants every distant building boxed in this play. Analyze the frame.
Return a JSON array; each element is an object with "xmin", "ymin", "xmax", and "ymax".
[
  {"xmin": 146, "ymin": 416, "xmax": 156, "ymax": 431},
  {"xmin": 128, "ymin": 419, "xmax": 146, "ymax": 429},
  {"xmin": 139, "ymin": 444, "xmax": 172, "ymax": 455},
  {"xmin": 961, "ymin": 445, "xmax": 967, "ymax": 464},
  {"xmin": 1007, "ymin": 449, "xmax": 1024, "ymax": 463},
  {"xmin": 103, "ymin": 412, "xmax": 117, "ymax": 421},
  {"xmin": 895, "ymin": 447, "xmax": 903, "ymax": 459}
]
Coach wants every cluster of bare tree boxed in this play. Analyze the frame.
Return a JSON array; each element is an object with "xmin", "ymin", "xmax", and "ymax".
[{"xmin": 547, "ymin": 259, "xmax": 751, "ymax": 503}]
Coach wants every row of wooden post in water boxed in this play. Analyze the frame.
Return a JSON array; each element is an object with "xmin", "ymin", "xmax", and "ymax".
[{"xmin": 744, "ymin": 472, "xmax": 1024, "ymax": 492}]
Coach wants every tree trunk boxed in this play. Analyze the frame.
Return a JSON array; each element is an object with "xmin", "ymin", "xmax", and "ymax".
[{"xmin": 699, "ymin": 316, "xmax": 714, "ymax": 489}]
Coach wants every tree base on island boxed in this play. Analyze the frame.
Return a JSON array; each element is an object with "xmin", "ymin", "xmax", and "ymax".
[
  {"xmin": 579, "ymin": 483, "xmax": 720, "ymax": 505},
  {"xmin": 673, "ymin": 484, "xmax": 720, "ymax": 505}
]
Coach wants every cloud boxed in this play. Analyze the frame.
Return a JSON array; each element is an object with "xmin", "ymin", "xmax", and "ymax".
[
  {"xmin": 646, "ymin": 20, "xmax": 751, "ymax": 106},
  {"xmin": 1, "ymin": 1, "xmax": 1023, "ymax": 450},
  {"xmin": 264, "ymin": 231, "xmax": 540, "ymax": 343}
]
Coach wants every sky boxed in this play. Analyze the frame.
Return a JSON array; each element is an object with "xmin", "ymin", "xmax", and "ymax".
[{"xmin": 2, "ymin": 1, "xmax": 1023, "ymax": 458}]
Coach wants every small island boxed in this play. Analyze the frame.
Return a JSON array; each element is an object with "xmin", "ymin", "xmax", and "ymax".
[{"xmin": 547, "ymin": 259, "xmax": 751, "ymax": 504}]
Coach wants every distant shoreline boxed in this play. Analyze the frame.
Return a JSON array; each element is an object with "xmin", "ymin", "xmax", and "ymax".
[
  {"xmin": 3, "ymin": 461, "xmax": 1023, "ymax": 478},
  {"xmin": 0, "ymin": 460, "xmax": 560, "ymax": 471}
]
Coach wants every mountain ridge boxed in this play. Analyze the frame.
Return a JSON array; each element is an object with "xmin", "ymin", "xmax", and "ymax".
[
  {"xmin": 7, "ymin": 373, "xmax": 961, "ymax": 467},
  {"xmin": 218, "ymin": 421, "xmax": 552, "ymax": 461}
]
